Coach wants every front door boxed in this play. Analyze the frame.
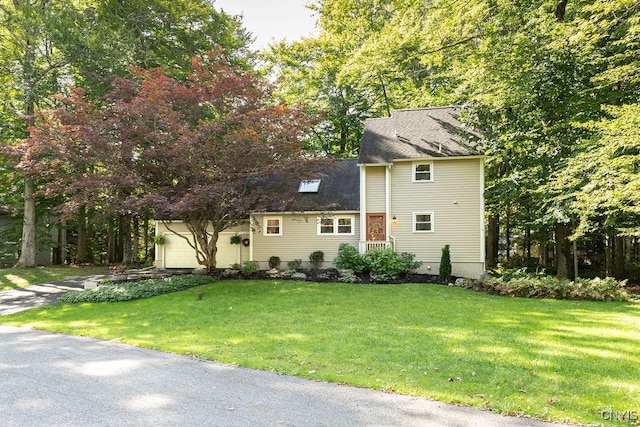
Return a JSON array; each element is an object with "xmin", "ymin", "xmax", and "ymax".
[{"xmin": 367, "ymin": 213, "xmax": 386, "ymax": 241}]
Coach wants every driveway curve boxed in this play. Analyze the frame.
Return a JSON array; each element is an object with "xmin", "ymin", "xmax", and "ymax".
[{"xmin": 0, "ymin": 326, "xmax": 566, "ymax": 426}]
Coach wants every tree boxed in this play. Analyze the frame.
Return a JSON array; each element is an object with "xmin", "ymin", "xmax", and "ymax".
[{"xmin": 20, "ymin": 51, "xmax": 325, "ymax": 270}]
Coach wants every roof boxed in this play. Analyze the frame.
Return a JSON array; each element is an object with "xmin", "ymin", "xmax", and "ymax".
[
  {"xmin": 358, "ymin": 107, "xmax": 483, "ymax": 164},
  {"xmin": 289, "ymin": 159, "xmax": 360, "ymax": 212}
]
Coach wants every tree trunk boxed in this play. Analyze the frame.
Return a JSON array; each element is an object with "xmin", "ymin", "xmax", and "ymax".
[
  {"xmin": 205, "ymin": 229, "xmax": 219, "ymax": 271},
  {"xmin": 107, "ymin": 219, "xmax": 116, "ymax": 263},
  {"xmin": 143, "ymin": 218, "xmax": 149, "ymax": 263},
  {"xmin": 605, "ymin": 231, "xmax": 614, "ymax": 277},
  {"xmin": 614, "ymin": 234, "xmax": 625, "ymax": 279},
  {"xmin": 555, "ymin": 222, "xmax": 570, "ymax": 279},
  {"xmin": 121, "ymin": 214, "xmax": 133, "ymax": 264},
  {"xmin": 17, "ymin": 179, "xmax": 37, "ymax": 267},
  {"xmin": 132, "ymin": 216, "xmax": 139, "ymax": 265},
  {"xmin": 486, "ymin": 214, "xmax": 499, "ymax": 268},
  {"xmin": 77, "ymin": 206, "xmax": 88, "ymax": 263},
  {"xmin": 505, "ymin": 206, "xmax": 511, "ymax": 260}
]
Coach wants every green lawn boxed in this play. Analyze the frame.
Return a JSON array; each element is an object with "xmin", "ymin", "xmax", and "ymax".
[
  {"xmin": 2, "ymin": 280, "xmax": 638, "ymax": 426},
  {"xmin": 0, "ymin": 266, "xmax": 109, "ymax": 290}
]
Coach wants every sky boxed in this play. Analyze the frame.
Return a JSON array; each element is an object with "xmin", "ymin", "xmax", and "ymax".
[{"xmin": 214, "ymin": 0, "xmax": 318, "ymax": 50}]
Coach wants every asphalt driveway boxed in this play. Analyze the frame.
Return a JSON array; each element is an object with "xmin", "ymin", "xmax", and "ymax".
[{"xmin": 0, "ymin": 325, "xmax": 566, "ymax": 426}]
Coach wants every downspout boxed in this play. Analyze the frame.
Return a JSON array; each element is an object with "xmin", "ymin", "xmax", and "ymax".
[
  {"xmin": 359, "ymin": 165, "xmax": 367, "ymax": 251},
  {"xmin": 385, "ymin": 164, "xmax": 393, "ymax": 249},
  {"xmin": 480, "ymin": 158, "xmax": 486, "ymax": 272}
]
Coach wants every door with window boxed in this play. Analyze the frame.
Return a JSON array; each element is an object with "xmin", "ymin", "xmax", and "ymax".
[{"xmin": 367, "ymin": 213, "xmax": 386, "ymax": 241}]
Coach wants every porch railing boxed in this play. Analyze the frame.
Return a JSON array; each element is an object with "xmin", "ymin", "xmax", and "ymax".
[{"xmin": 359, "ymin": 240, "xmax": 393, "ymax": 253}]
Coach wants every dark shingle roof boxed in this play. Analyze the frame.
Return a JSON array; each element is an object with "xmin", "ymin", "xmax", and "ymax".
[
  {"xmin": 292, "ymin": 159, "xmax": 360, "ymax": 211},
  {"xmin": 358, "ymin": 107, "xmax": 482, "ymax": 164}
]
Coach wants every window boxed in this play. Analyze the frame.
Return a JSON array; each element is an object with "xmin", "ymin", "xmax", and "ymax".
[
  {"xmin": 264, "ymin": 217, "xmax": 282, "ymax": 236},
  {"xmin": 317, "ymin": 215, "xmax": 354, "ymax": 235},
  {"xmin": 414, "ymin": 212, "xmax": 434, "ymax": 233},
  {"xmin": 413, "ymin": 162, "xmax": 433, "ymax": 182},
  {"xmin": 298, "ymin": 179, "xmax": 321, "ymax": 193}
]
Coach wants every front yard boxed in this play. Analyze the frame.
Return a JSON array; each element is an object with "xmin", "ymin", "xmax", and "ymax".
[
  {"xmin": 2, "ymin": 279, "xmax": 638, "ymax": 425},
  {"xmin": 0, "ymin": 266, "xmax": 109, "ymax": 291}
]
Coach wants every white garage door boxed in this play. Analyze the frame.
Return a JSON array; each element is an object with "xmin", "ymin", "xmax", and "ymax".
[{"xmin": 163, "ymin": 232, "xmax": 241, "ymax": 269}]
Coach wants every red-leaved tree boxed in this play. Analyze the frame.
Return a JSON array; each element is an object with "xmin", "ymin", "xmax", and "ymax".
[{"xmin": 17, "ymin": 50, "xmax": 326, "ymax": 269}]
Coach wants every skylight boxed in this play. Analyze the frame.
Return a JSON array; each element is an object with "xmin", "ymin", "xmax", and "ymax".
[{"xmin": 298, "ymin": 179, "xmax": 321, "ymax": 193}]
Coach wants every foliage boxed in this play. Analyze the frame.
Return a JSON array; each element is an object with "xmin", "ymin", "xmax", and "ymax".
[
  {"xmin": 153, "ymin": 234, "xmax": 166, "ymax": 245},
  {"xmin": 58, "ymin": 274, "xmax": 212, "ymax": 303},
  {"xmin": 337, "ymin": 269, "xmax": 360, "ymax": 284},
  {"xmin": 229, "ymin": 234, "xmax": 242, "ymax": 245},
  {"xmin": 268, "ymin": 256, "xmax": 281, "ymax": 269},
  {"xmin": 309, "ymin": 250, "xmax": 324, "ymax": 269},
  {"xmin": 333, "ymin": 243, "xmax": 369, "ymax": 273},
  {"xmin": 439, "ymin": 245, "xmax": 452, "ymax": 279},
  {"xmin": 287, "ymin": 259, "xmax": 302, "ymax": 270},
  {"xmin": 16, "ymin": 50, "xmax": 325, "ymax": 270},
  {"xmin": 465, "ymin": 271, "xmax": 630, "ymax": 302},
  {"xmin": 241, "ymin": 260, "xmax": 259, "ymax": 276},
  {"xmin": 367, "ymin": 247, "xmax": 421, "ymax": 283},
  {"xmin": 5, "ymin": 280, "xmax": 639, "ymax": 426}
]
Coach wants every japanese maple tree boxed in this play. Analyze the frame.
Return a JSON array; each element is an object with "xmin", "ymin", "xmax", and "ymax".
[{"xmin": 17, "ymin": 50, "xmax": 325, "ymax": 269}]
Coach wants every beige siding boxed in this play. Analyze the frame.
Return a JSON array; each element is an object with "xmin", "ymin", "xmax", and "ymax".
[
  {"xmin": 389, "ymin": 158, "xmax": 484, "ymax": 278},
  {"xmin": 154, "ymin": 221, "xmax": 250, "ymax": 269},
  {"xmin": 365, "ymin": 166, "xmax": 386, "ymax": 212},
  {"xmin": 251, "ymin": 213, "xmax": 360, "ymax": 269}
]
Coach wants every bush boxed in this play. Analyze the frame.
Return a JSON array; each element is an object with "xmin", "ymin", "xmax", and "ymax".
[
  {"xmin": 466, "ymin": 272, "xmax": 630, "ymax": 301},
  {"xmin": 367, "ymin": 247, "xmax": 422, "ymax": 283},
  {"xmin": 334, "ymin": 243, "xmax": 370, "ymax": 273},
  {"xmin": 309, "ymin": 251, "xmax": 324, "ymax": 269},
  {"xmin": 287, "ymin": 259, "xmax": 302, "ymax": 270},
  {"xmin": 268, "ymin": 256, "xmax": 281, "ymax": 269},
  {"xmin": 59, "ymin": 274, "xmax": 213, "ymax": 304},
  {"xmin": 241, "ymin": 260, "xmax": 259, "ymax": 276},
  {"xmin": 338, "ymin": 269, "xmax": 361, "ymax": 283},
  {"xmin": 439, "ymin": 244, "xmax": 452, "ymax": 279}
]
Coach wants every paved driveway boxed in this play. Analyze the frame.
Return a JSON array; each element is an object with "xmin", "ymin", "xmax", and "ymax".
[{"xmin": 0, "ymin": 326, "xmax": 566, "ymax": 426}]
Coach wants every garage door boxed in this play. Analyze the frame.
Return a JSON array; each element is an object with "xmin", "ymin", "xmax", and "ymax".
[{"xmin": 163, "ymin": 232, "xmax": 241, "ymax": 268}]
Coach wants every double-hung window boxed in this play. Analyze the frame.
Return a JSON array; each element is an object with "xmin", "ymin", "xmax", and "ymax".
[
  {"xmin": 413, "ymin": 162, "xmax": 434, "ymax": 182},
  {"xmin": 413, "ymin": 212, "xmax": 434, "ymax": 233},
  {"xmin": 264, "ymin": 216, "xmax": 282, "ymax": 236},
  {"xmin": 317, "ymin": 215, "xmax": 354, "ymax": 235}
]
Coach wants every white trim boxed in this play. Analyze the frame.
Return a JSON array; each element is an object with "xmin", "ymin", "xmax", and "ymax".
[
  {"xmin": 317, "ymin": 215, "xmax": 355, "ymax": 236},
  {"xmin": 385, "ymin": 165, "xmax": 391, "ymax": 242},
  {"xmin": 413, "ymin": 212, "xmax": 435, "ymax": 233},
  {"xmin": 412, "ymin": 161, "xmax": 434, "ymax": 182},
  {"xmin": 263, "ymin": 216, "xmax": 283, "ymax": 236},
  {"xmin": 480, "ymin": 159, "xmax": 486, "ymax": 264},
  {"xmin": 359, "ymin": 165, "xmax": 367, "ymax": 243},
  {"xmin": 393, "ymin": 155, "xmax": 485, "ymax": 163}
]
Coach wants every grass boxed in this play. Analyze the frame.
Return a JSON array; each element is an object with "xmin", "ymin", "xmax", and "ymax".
[
  {"xmin": 0, "ymin": 266, "xmax": 109, "ymax": 290},
  {"xmin": 2, "ymin": 279, "xmax": 639, "ymax": 426}
]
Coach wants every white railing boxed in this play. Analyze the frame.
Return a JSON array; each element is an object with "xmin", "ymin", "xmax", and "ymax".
[{"xmin": 359, "ymin": 241, "xmax": 393, "ymax": 252}]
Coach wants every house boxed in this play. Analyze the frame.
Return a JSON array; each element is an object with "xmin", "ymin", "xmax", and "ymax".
[{"xmin": 155, "ymin": 107, "xmax": 485, "ymax": 278}]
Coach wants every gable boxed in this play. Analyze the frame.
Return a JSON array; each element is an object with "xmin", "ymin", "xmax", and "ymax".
[{"xmin": 358, "ymin": 107, "xmax": 482, "ymax": 165}]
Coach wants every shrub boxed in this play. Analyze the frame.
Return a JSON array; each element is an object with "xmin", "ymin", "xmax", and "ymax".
[
  {"xmin": 334, "ymin": 243, "xmax": 370, "ymax": 273},
  {"xmin": 468, "ymin": 273, "xmax": 630, "ymax": 301},
  {"xmin": 268, "ymin": 256, "xmax": 281, "ymax": 269},
  {"xmin": 309, "ymin": 251, "xmax": 324, "ymax": 269},
  {"xmin": 241, "ymin": 260, "xmax": 259, "ymax": 276},
  {"xmin": 439, "ymin": 244, "xmax": 452, "ymax": 279},
  {"xmin": 338, "ymin": 269, "xmax": 361, "ymax": 283},
  {"xmin": 287, "ymin": 259, "xmax": 303, "ymax": 270},
  {"xmin": 367, "ymin": 247, "xmax": 422, "ymax": 283},
  {"xmin": 59, "ymin": 274, "xmax": 213, "ymax": 304}
]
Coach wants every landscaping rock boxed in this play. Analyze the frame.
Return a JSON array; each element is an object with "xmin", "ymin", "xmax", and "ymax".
[
  {"xmin": 291, "ymin": 272, "xmax": 307, "ymax": 280},
  {"xmin": 266, "ymin": 268, "xmax": 280, "ymax": 278}
]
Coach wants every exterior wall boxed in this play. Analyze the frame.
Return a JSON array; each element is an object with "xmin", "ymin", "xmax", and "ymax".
[
  {"xmin": 388, "ymin": 158, "xmax": 485, "ymax": 278},
  {"xmin": 251, "ymin": 212, "xmax": 360, "ymax": 269},
  {"xmin": 155, "ymin": 221, "xmax": 250, "ymax": 269},
  {"xmin": 365, "ymin": 166, "xmax": 386, "ymax": 212}
]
